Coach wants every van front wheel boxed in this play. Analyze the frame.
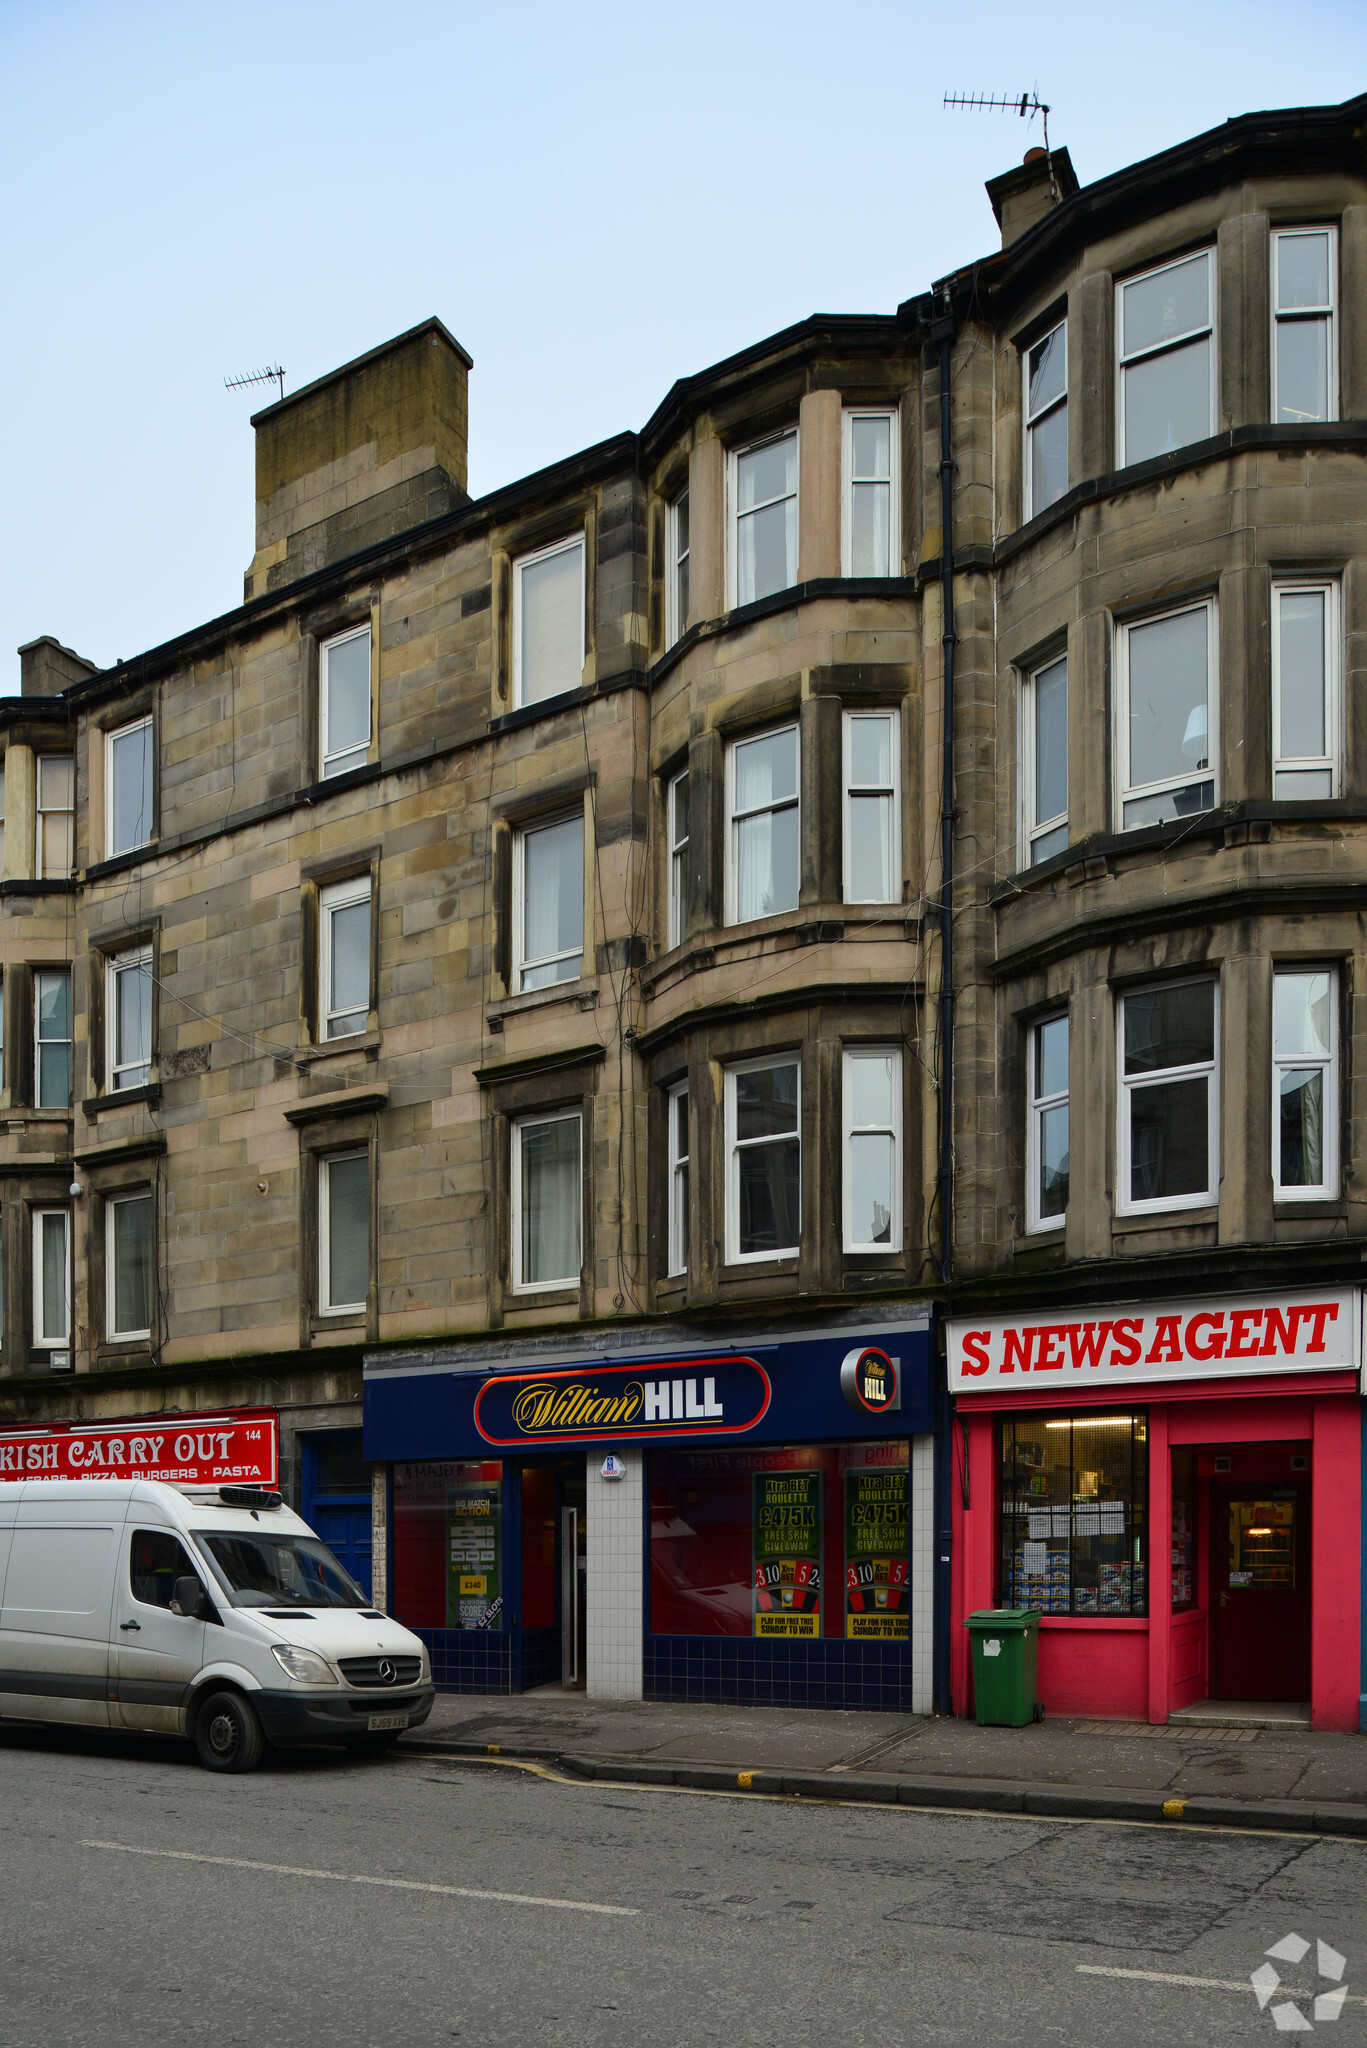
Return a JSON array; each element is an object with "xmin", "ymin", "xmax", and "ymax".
[{"xmin": 194, "ymin": 1690, "xmax": 265, "ymax": 1773}]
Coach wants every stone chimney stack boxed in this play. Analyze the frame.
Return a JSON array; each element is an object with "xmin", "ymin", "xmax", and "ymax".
[
  {"xmin": 985, "ymin": 145, "xmax": 1078, "ymax": 249},
  {"xmin": 18, "ymin": 635, "xmax": 99, "ymax": 696},
  {"xmin": 244, "ymin": 318, "xmax": 473, "ymax": 601}
]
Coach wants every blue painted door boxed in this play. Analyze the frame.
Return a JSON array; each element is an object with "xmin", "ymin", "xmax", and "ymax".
[{"xmin": 301, "ymin": 1432, "xmax": 373, "ymax": 1599}]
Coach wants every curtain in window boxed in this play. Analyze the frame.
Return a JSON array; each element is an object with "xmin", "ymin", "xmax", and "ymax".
[
  {"xmin": 327, "ymin": 1155, "xmax": 370, "ymax": 1308},
  {"xmin": 523, "ymin": 818, "xmax": 583, "ymax": 983},
  {"xmin": 112, "ymin": 1195, "xmax": 153, "ymax": 1334},
  {"xmin": 40, "ymin": 1214, "xmax": 68, "ymax": 1342},
  {"xmin": 521, "ymin": 545, "xmax": 583, "ymax": 704},
  {"xmin": 521, "ymin": 1118, "xmax": 580, "ymax": 1286}
]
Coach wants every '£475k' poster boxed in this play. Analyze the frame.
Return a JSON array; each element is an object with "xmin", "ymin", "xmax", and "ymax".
[
  {"xmin": 844, "ymin": 1470, "xmax": 908, "ymax": 1638},
  {"xmin": 753, "ymin": 1471, "xmax": 822, "ymax": 1637}
]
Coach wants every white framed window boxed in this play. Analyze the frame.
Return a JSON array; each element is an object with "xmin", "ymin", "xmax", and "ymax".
[
  {"xmin": 1273, "ymin": 227, "xmax": 1337, "ymax": 426},
  {"xmin": 514, "ymin": 813, "xmax": 584, "ymax": 991},
  {"xmin": 1026, "ymin": 1013, "xmax": 1069, "ymax": 1233},
  {"xmin": 725, "ymin": 1056, "xmax": 800, "ymax": 1263},
  {"xmin": 842, "ymin": 1048, "xmax": 902, "ymax": 1252},
  {"xmin": 1021, "ymin": 651, "xmax": 1068, "ymax": 865},
  {"xmin": 666, "ymin": 770, "xmax": 689, "ymax": 949},
  {"xmin": 106, "ymin": 717, "xmax": 154, "ymax": 856},
  {"xmin": 32, "ymin": 1207, "xmax": 70, "ymax": 1349},
  {"xmin": 842, "ymin": 408, "xmax": 899, "ymax": 577},
  {"xmin": 666, "ymin": 489, "xmax": 690, "ymax": 646},
  {"xmin": 36, "ymin": 755, "xmax": 74, "ymax": 880},
  {"xmin": 319, "ymin": 1150, "xmax": 370, "ymax": 1314},
  {"xmin": 107, "ymin": 946, "xmax": 153, "ymax": 1091},
  {"xmin": 843, "ymin": 709, "xmax": 900, "ymax": 903},
  {"xmin": 106, "ymin": 1189, "xmax": 153, "ymax": 1341},
  {"xmin": 1273, "ymin": 579, "xmax": 1338, "ymax": 799},
  {"xmin": 730, "ymin": 430, "xmax": 798, "ymax": 608},
  {"xmin": 1023, "ymin": 321, "xmax": 1068, "ymax": 518},
  {"xmin": 1118, "ymin": 978, "xmax": 1219, "ymax": 1215},
  {"xmin": 726, "ymin": 724, "xmax": 799, "ymax": 926},
  {"xmin": 1273, "ymin": 967, "xmax": 1337, "ymax": 1200},
  {"xmin": 34, "ymin": 968, "xmax": 72, "ymax": 1108},
  {"xmin": 320, "ymin": 875, "xmax": 371, "ymax": 1039},
  {"xmin": 511, "ymin": 1111, "xmax": 582, "ymax": 1291},
  {"xmin": 320, "ymin": 626, "xmax": 372, "ymax": 780},
  {"xmin": 1117, "ymin": 249, "xmax": 1215, "ymax": 468},
  {"xmin": 1116, "ymin": 601, "xmax": 1217, "ymax": 830},
  {"xmin": 514, "ymin": 535, "xmax": 585, "ymax": 708},
  {"xmin": 667, "ymin": 1082, "xmax": 689, "ymax": 1277}
]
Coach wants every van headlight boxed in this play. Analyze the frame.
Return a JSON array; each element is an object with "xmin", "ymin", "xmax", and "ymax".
[
  {"xmin": 419, "ymin": 1643, "xmax": 431, "ymax": 1683},
  {"xmin": 271, "ymin": 1644, "xmax": 337, "ymax": 1685}
]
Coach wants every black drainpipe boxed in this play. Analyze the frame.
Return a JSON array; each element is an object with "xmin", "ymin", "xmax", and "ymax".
[{"xmin": 930, "ymin": 285, "xmax": 957, "ymax": 1715}]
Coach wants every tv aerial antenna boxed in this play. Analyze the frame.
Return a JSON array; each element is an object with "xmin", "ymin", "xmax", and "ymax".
[
  {"xmin": 224, "ymin": 364, "xmax": 286, "ymax": 404},
  {"xmin": 943, "ymin": 90, "xmax": 1057, "ymax": 200}
]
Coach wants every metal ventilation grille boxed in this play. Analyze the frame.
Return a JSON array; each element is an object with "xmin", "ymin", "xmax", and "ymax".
[{"xmin": 338, "ymin": 1654, "xmax": 422, "ymax": 1688}]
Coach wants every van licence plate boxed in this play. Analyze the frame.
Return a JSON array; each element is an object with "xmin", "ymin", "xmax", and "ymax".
[{"xmin": 367, "ymin": 1714, "xmax": 408, "ymax": 1732}]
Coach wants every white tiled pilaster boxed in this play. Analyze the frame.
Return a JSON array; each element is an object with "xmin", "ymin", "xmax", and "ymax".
[
  {"xmin": 911, "ymin": 1433, "xmax": 935, "ymax": 1713},
  {"xmin": 586, "ymin": 1448, "xmax": 643, "ymax": 1700}
]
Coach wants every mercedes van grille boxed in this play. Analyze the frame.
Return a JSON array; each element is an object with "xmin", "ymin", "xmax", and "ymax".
[{"xmin": 339, "ymin": 1654, "xmax": 423, "ymax": 1688}]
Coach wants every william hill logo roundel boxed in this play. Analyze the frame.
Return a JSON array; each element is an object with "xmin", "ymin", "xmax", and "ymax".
[{"xmin": 840, "ymin": 1346, "xmax": 900, "ymax": 1415}]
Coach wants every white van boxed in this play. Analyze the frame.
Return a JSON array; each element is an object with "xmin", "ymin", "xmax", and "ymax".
[{"xmin": 0, "ymin": 1477, "xmax": 435, "ymax": 1772}]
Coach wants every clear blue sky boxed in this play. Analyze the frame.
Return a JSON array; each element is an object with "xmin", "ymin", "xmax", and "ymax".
[{"xmin": 3, "ymin": 0, "xmax": 1365, "ymax": 673}]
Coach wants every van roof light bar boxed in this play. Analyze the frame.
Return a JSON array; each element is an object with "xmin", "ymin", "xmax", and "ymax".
[{"xmin": 218, "ymin": 1485, "xmax": 283, "ymax": 1509}]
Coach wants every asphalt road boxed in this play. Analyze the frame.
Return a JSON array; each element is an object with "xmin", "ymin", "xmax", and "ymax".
[{"xmin": 1, "ymin": 1721, "xmax": 1364, "ymax": 2047}]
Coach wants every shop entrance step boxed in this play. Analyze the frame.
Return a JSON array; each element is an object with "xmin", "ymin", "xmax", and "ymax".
[{"xmin": 1168, "ymin": 1699, "xmax": 1311, "ymax": 1730}]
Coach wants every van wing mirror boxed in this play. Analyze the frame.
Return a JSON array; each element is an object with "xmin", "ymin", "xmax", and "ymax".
[{"xmin": 171, "ymin": 1576, "xmax": 213, "ymax": 1620}]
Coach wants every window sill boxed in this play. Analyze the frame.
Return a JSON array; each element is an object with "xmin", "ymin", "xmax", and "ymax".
[
  {"xmin": 487, "ymin": 979, "xmax": 598, "ymax": 1030},
  {"xmin": 284, "ymin": 1086, "xmax": 388, "ymax": 1127},
  {"xmin": 95, "ymin": 1342, "xmax": 152, "ymax": 1368},
  {"xmin": 1273, "ymin": 1197, "xmax": 1345, "ymax": 1217},
  {"xmin": 296, "ymin": 1032, "xmax": 382, "ymax": 1070},
  {"xmin": 506, "ymin": 1285, "xmax": 581, "ymax": 1309},
  {"xmin": 489, "ymin": 684, "xmax": 592, "ymax": 735},
  {"xmin": 82, "ymin": 1083, "xmax": 162, "ymax": 1117},
  {"xmin": 720, "ymin": 1256, "xmax": 799, "ymax": 1278},
  {"xmin": 644, "ymin": 908, "xmax": 883, "ymax": 999},
  {"xmin": 1111, "ymin": 1209, "xmax": 1218, "ymax": 1249}
]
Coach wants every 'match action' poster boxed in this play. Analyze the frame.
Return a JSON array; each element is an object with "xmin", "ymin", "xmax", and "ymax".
[
  {"xmin": 753, "ymin": 1470, "xmax": 822, "ymax": 1637},
  {"xmin": 844, "ymin": 1469, "xmax": 908, "ymax": 1638}
]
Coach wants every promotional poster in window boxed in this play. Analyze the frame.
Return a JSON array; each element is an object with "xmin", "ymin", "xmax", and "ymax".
[{"xmin": 752, "ymin": 1470, "xmax": 822, "ymax": 1636}]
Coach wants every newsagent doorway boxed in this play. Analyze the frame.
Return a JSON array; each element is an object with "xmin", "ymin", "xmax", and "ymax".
[{"xmin": 1209, "ymin": 1479, "xmax": 1311, "ymax": 1703}]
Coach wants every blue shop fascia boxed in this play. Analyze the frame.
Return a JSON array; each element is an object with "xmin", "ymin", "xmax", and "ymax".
[{"xmin": 363, "ymin": 1309, "xmax": 942, "ymax": 1711}]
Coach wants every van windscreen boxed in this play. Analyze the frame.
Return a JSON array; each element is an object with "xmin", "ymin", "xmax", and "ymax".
[{"xmin": 195, "ymin": 1531, "xmax": 366, "ymax": 1609}]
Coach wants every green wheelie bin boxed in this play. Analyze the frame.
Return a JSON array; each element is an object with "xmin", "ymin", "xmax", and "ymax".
[{"xmin": 964, "ymin": 1608, "xmax": 1041, "ymax": 1726}]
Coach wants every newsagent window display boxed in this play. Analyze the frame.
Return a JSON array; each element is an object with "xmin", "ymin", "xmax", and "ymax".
[
  {"xmin": 392, "ymin": 1459, "xmax": 505, "ymax": 1632},
  {"xmin": 999, "ymin": 1413, "xmax": 1148, "ymax": 1616},
  {"xmin": 651, "ymin": 1441, "xmax": 909, "ymax": 1640}
]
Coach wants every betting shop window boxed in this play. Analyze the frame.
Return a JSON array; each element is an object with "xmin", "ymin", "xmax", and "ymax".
[
  {"xmin": 1117, "ymin": 249, "xmax": 1215, "ymax": 468},
  {"xmin": 1023, "ymin": 321, "xmax": 1068, "ymax": 518},
  {"xmin": 649, "ymin": 1440, "xmax": 909, "ymax": 1640},
  {"xmin": 391, "ymin": 1460, "xmax": 505, "ymax": 1632},
  {"xmin": 999, "ymin": 1412, "xmax": 1148, "ymax": 1617}
]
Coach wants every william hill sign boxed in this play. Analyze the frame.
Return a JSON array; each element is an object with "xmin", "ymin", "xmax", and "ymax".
[{"xmin": 473, "ymin": 1357, "xmax": 771, "ymax": 1447}]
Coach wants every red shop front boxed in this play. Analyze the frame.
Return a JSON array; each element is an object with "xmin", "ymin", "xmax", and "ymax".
[{"xmin": 947, "ymin": 1288, "xmax": 1362, "ymax": 1731}]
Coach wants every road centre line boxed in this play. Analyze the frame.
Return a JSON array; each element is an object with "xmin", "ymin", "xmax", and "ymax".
[
  {"xmin": 1077, "ymin": 1966, "xmax": 1367, "ymax": 2004},
  {"xmin": 82, "ymin": 1840, "xmax": 637, "ymax": 1917}
]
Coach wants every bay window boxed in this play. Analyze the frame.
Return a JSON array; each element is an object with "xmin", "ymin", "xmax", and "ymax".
[
  {"xmin": 843, "ymin": 1048, "xmax": 901, "ymax": 1252},
  {"xmin": 35, "ymin": 968, "xmax": 72, "ymax": 1107},
  {"xmin": 1023, "ymin": 321, "xmax": 1068, "ymax": 518},
  {"xmin": 107, "ymin": 1190, "xmax": 153, "ymax": 1341},
  {"xmin": 32, "ymin": 1208, "xmax": 70, "ymax": 1351},
  {"xmin": 1026, "ymin": 1012, "xmax": 1069, "ymax": 1233},
  {"xmin": 1117, "ymin": 250, "xmax": 1214, "ymax": 467},
  {"xmin": 726, "ymin": 725, "xmax": 799, "ymax": 925},
  {"xmin": 732, "ymin": 432, "xmax": 797, "ymax": 607},
  {"xmin": 320, "ymin": 626, "xmax": 372, "ymax": 780},
  {"xmin": 1273, "ymin": 967, "xmax": 1337, "ymax": 1200},
  {"xmin": 512, "ymin": 1111, "xmax": 582, "ymax": 1290},
  {"xmin": 514, "ymin": 814, "xmax": 584, "ymax": 990},
  {"xmin": 1020, "ymin": 651, "xmax": 1068, "ymax": 865},
  {"xmin": 36, "ymin": 756, "xmax": 74, "ymax": 880},
  {"xmin": 107, "ymin": 717, "xmax": 154, "ymax": 855},
  {"xmin": 843, "ymin": 409, "xmax": 897, "ymax": 577},
  {"xmin": 843, "ymin": 709, "xmax": 899, "ymax": 904},
  {"xmin": 725, "ymin": 1056, "xmax": 800, "ymax": 1263},
  {"xmin": 667, "ymin": 771, "xmax": 689, "ymax": 949},
  {"xmin": 667, "ymin": 1082, "xmax": 689, "ymax": 1278},
  {"xmin": 1116, "ymin": 601, "xmax": 1216, "ymax": 829},
  {"xmin": 108, "ymin": 946, "xmax": 153, "ymax": 1091},
  {"xmin": 1273, "ymin": 227, "xmax": 1337, "ymax": 426},
  {"xmin": 1273, "ymin": 579, "xmax": 1338, "ymax": 798},
  {"xmin": 666, "ymin": 490, "xmax": 690, "ymax": 645},
  {"xmin": 1119, "ymin": 978, "xmax": 1218, "ymax": 1214}
]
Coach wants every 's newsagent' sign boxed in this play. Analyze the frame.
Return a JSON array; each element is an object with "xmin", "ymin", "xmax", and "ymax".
[
  {"xmin": 752, "ymin": 1470, "xmax": 822, "ymax": 1638},
  {"xmin": 0, "ymin": 1407, "xmax": 278, "ymax": 1485},
  {"xmin": 948, "ymin": 1289, "xmax": 1359, "ymax": 1394}
]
